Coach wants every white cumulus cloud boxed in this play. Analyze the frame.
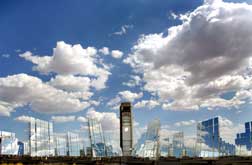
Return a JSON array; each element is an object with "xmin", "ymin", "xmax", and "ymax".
[
  {"xmin": 123, "ymin": 75, "xmax": 142, "ymax": 87},
  {"xmin": 15, "ymin": 115, "xmax": 33, "ymax": 123},
  {"xmin": 134, "ymin": 100, "xmax": 160, "ymax": 109},
  {"xmin": 51, "ymin": 115, "xmax": 76, "ymax": 123},
  {"xmin": 119, "ymin": 90, "xmax": 143, "ymax": 102},
  {"xmin": 174, "ymin": 120, "xmax": 196, "ymax": 127},
  {"xmin": 49, "ymin": 75, "xmax": 93, "ymax": 100},
  {"xmin": 124, "ymin": 0, "xmax": 252, "ymax": 111},
  {"xmin": 77, "ymin": 116, "xmax": 88, "ymax": 123},
  {"xmin": 99, "ymin": 47, "xmax": 110, "ymax": 55},
  {"xmin": 111, "ymin": 50, "xmax": 123, "ymax": 59},
  {"xmin": 219, "ymin": 116, "xmax": 243, "ymax": 143},
  {"xmin": 0, "ymin": 74, "xmax": 90, "ymax": 115},
  {"xmin": 20, "ymin": 41, "xmax": 111, "ymax": 90}
]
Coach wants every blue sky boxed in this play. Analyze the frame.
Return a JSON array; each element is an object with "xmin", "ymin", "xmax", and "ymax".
[{"xmin": 1, "ymin": 0, "xmax": 252, "ymax": 149}]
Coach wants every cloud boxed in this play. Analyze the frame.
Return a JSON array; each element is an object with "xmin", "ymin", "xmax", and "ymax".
[
  {"xmin": 1, "ymin": 54, "xmax": 10, "ymax": 58},
  {"xmin": 134, "ymin": 100, "xmax": 160, "ymax": 109},
  {"xmin": 99, "ymin": 47, "xmax": 110, "ymax": 55},
  {"xmin": 20, "ymin": 41, "xmax": 111, "ymax": 90},
  {"xmin": 168, "ymin": 11, "xmax": 179, "ymax": 20},
  {"xmin": 0, "ymin": 74, "xmax": 90, "ymax": 115},
  {"xmin": 0, "ymin": 101, "xmax": 19, "ymax": 116},
  {"xmin": 162, "ymin": 99, "xmax": 200, "ymax": 111},
  {"xmin": 107, "ymin": 90, "xmax": 143, "ymax": 110},
  {"xmin": 49, "ymin": 75, "xmax": 93, "ymax": 100},
  {"xmin": 174, "ymin": 120, "xmax": 196, "ymax": 127},
  {"xmin": 77, "ymin": 116, "xmax": 88, "ymax": 123},
  {"xmin": 43, "ymin": 115, "xmax": 88, "ymax": 123},
  {"xmin": 107, "ymin": 96, "xmax": 121, "ymax": 110},
  {"xmin": 111, "ymin": 50, "xmax": 123, "ymax": 59},
  {"xmin": 15, "ymin": 115, "xmax": 33, "ymax": 123},
  {"xmin": 113, "ymin": 24, "xmax": 133, "ymax": 36},
  {"xmin": 1, "ymin": 41, "xmax": 115, "ymax": 116},
  {"xmin": 218, "ymin": 116, "xmax": 243, "ymax": 144},
  {"xmin": 119, "ymin": 90, "xmax": 143, "ymax": 102},
  {"xmin": 89, "ymin": 100, "xmax": 100, "ymax": 106},
  {"xmin": 124, "ymin": 0, "xmax": 252, "ymax": 111},
  {"xmin": 51, "ymin": 115, "xmax": 76, "ymax": 123},
  {"xmin": 123, "ymin": 75, "xmax": 142, "ymax": 87},
  {"xmin": 107, "ymin": 96, "xmax": 121, "ymax": 106},
  {"xmin": 98, "ymin": 47, "xmax": 124, "ymax": 59},
  {"xmin": 49, "ymin": 75, "xmax": 91, "ymax": 92}
]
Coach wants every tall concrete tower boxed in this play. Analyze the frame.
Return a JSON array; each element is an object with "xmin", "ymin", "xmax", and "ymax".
[{"xmin": 120, "ymin": 102, "xmax": 133, "ymax": 156}]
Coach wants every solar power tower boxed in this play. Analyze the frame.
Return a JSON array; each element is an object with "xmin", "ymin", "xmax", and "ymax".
[{"xmin": 120, "ymin": 102, "xmax": 133, "ymax": 156}]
